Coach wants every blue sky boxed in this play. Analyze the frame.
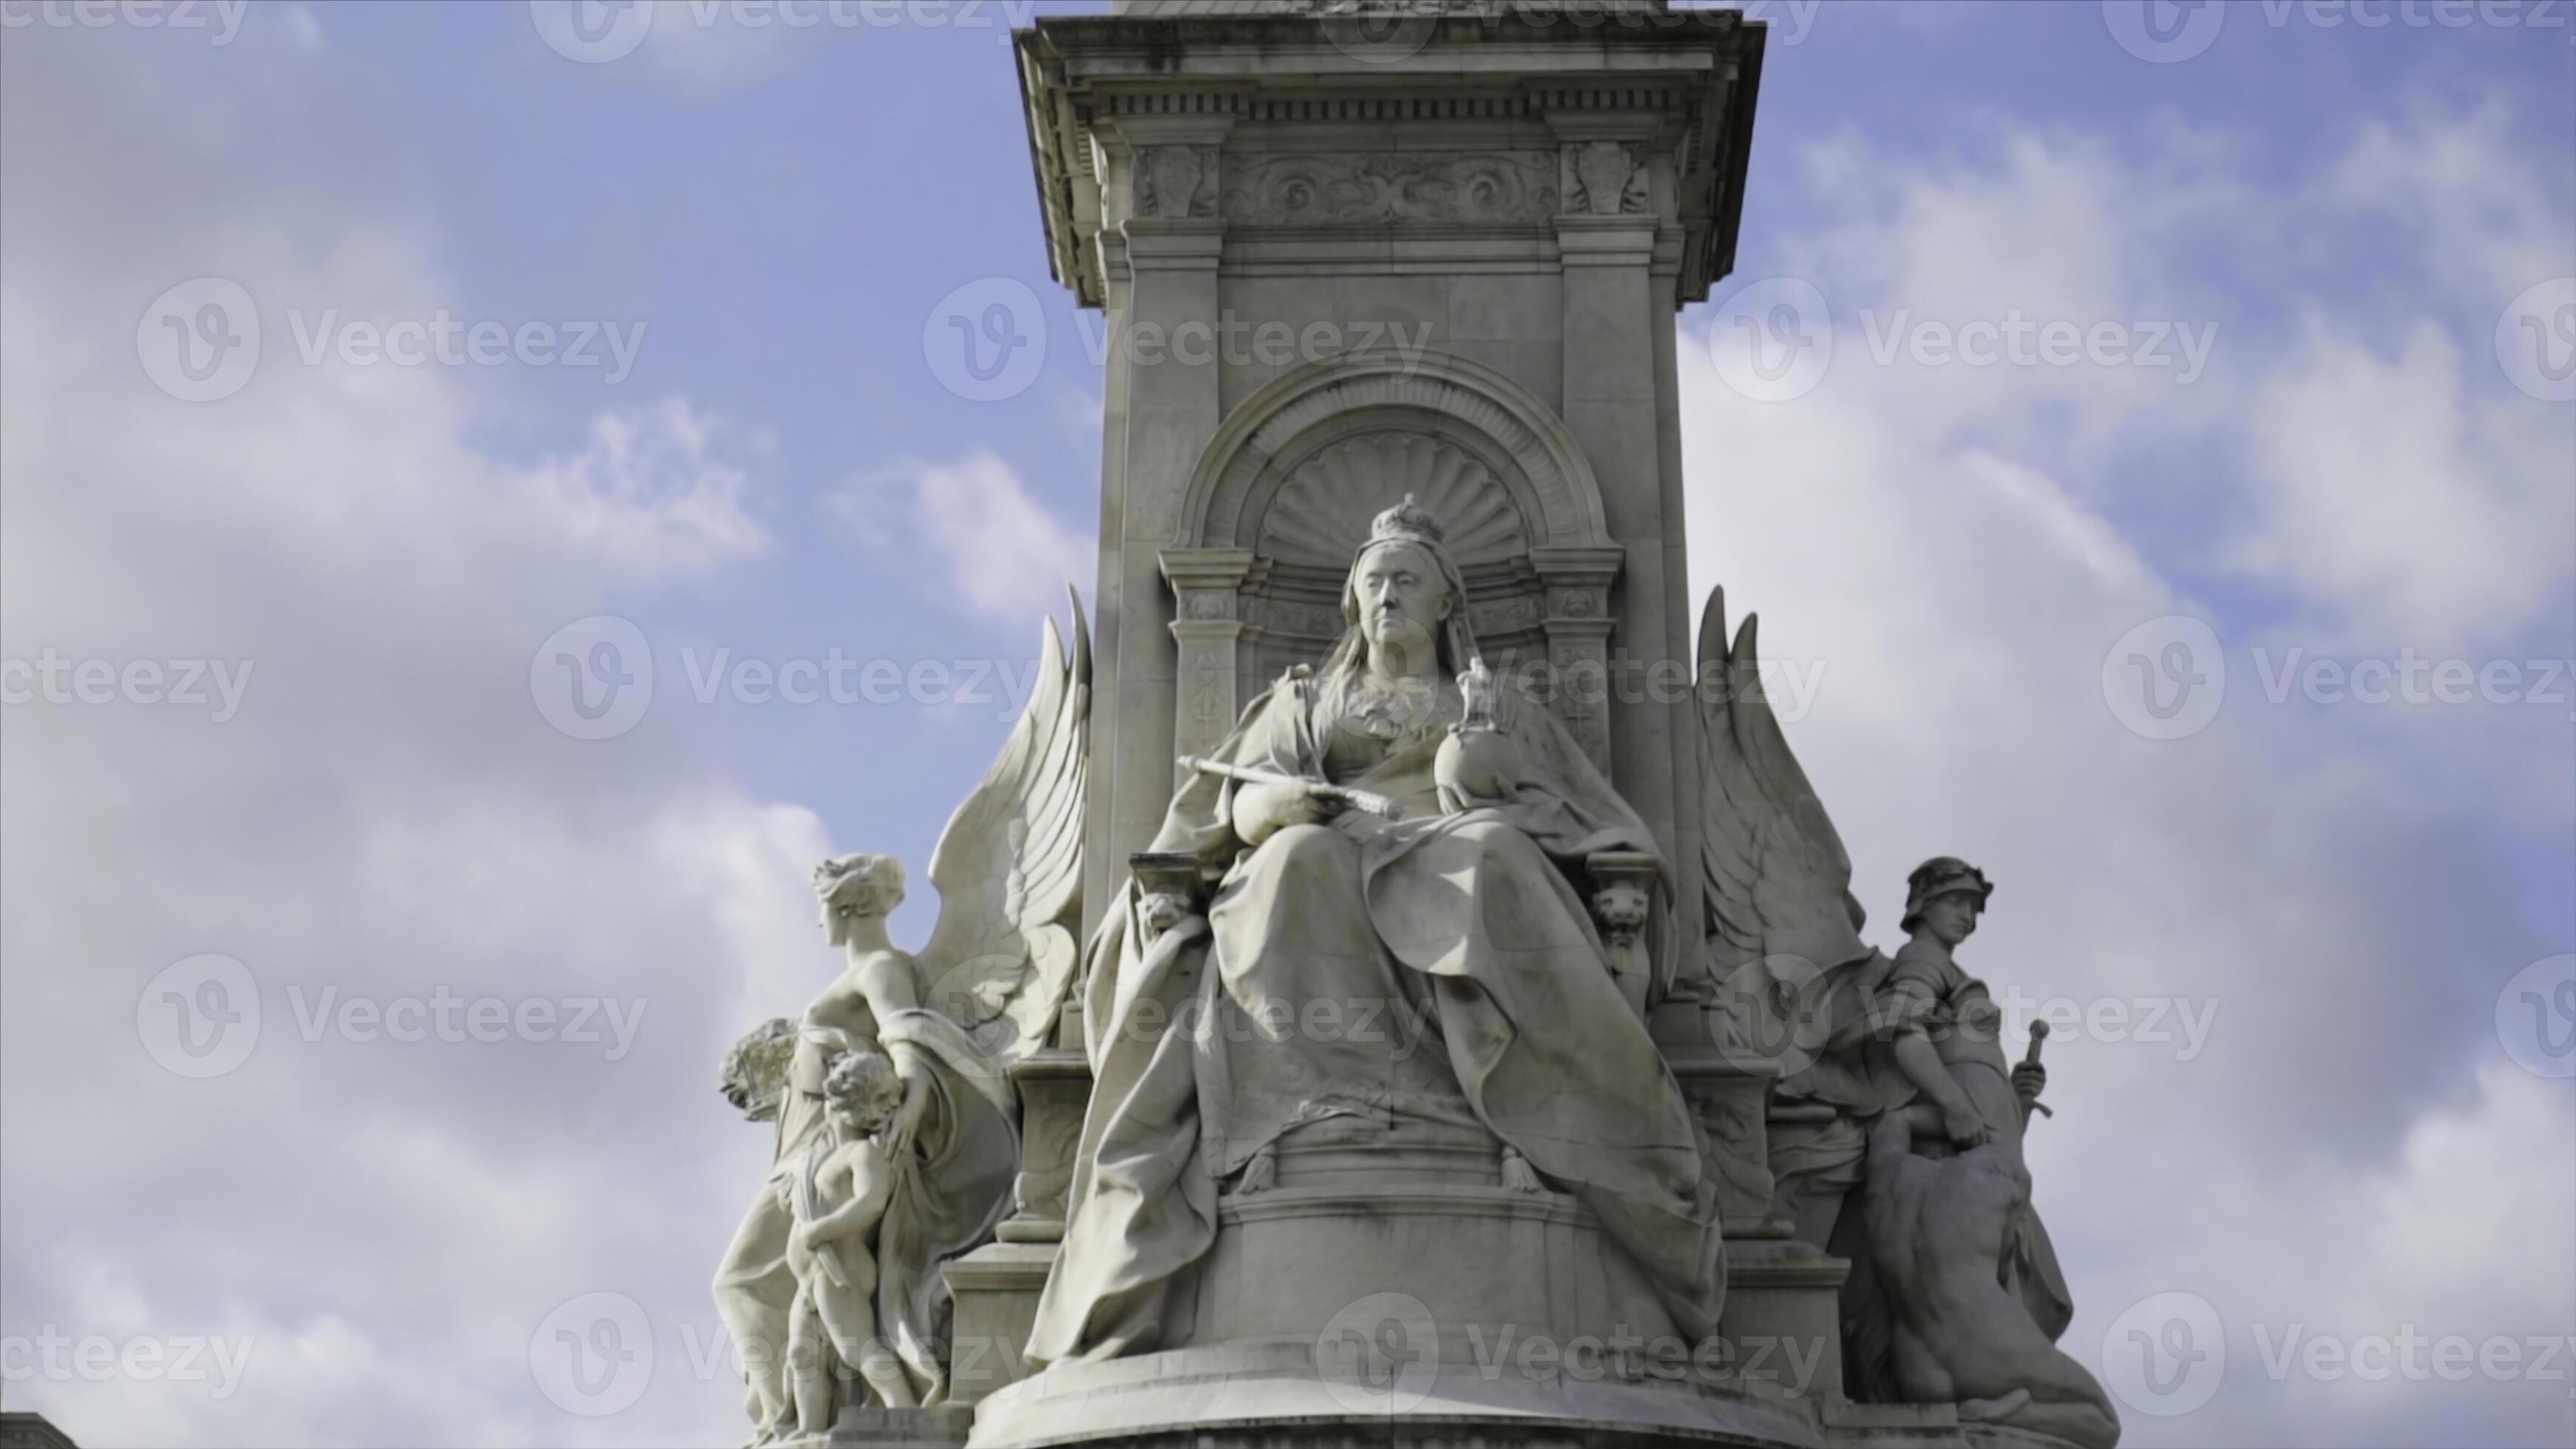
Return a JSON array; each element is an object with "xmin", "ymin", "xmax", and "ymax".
[{"xmin": 1, "ymin": 2, "xmax": 2570, "ymax": 1446}]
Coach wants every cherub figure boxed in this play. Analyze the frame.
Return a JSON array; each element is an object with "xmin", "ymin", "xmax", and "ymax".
[{"xmin": 783, "ymin": 1048, "xmax": 913, "ymax": 1432}]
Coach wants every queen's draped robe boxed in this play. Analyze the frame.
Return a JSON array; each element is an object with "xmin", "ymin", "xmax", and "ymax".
[{"xmin": 1029, "ymin": 662, "xmax": 1725, "ymax": 1365}]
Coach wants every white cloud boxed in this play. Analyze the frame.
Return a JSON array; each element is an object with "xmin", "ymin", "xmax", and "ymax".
[
  {"xmin": 519, "ymin": 396, "xmax": 770, "ymax": 578},
  {"xmin": 2328, "ymin": 99, "xmax": 2574, "ymax": 312},
  {"xmin": 832, "ymin": 449, "xmax": 1094, "ymax": 629},
  {"xmin": 0, "ymin": 22, "xmax": 818, "ymax": 1448},
  {"xmin": 1681, "ymin": 97, "xmax": 2571, "ymax": 1449},
  {"xmin": 2231, "ymin": 314, "xmax": 2573, "ymax": 651}
]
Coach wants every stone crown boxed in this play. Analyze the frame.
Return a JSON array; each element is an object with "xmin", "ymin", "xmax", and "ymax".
[{"xmin": 1368, "ymin": 494, "xmax": 1447, "ymax": 549}]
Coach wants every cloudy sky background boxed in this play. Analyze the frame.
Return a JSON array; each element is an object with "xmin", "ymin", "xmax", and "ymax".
[{"xmin": 1, "ymin": 1, "xmax": 2569, "ymax": 1445}]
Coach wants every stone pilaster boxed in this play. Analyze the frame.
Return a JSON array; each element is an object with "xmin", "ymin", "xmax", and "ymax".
[
  {"xmin": 1549, "ymin": 108, "xmax": 1685, "ymax": 866},
  {"xmin": 1086, "ymin": 115, "xmax": 1233, "ymax": 934},
  {"xmin": 1158, "ymin": 547, "xmax": 1262, "ymax": 770}
]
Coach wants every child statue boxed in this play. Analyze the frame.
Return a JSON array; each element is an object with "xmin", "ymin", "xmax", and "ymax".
[{"xmin": 783, "ymin": 1047, "xmax": 912, "ymax": 1432}]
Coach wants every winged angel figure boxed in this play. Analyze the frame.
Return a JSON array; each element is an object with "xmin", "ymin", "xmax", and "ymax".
[
  {"xmin": 1698, "ymin": 588, "xmax": 2115, "ymax": 1449},
  {"xmin": 713, "ymin": 595, "xmax": 1090, "ymax": 1445}
]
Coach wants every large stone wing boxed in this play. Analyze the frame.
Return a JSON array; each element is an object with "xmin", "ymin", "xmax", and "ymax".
[
  {"xmin": 915, "ymin": 591, "xmax": 1090, "ymax": 1067},
  {"xmin": 1698, "ymin": 586, "xmax": 1870, "ymax": 998}
]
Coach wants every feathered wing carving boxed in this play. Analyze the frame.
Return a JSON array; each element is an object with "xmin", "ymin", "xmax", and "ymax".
[
  {"xmin": 1697, "ymin": 586, "xmax": 1872, "ymax": 1034},
  {"xmin": 914, "ymin": 589, "xmax": 1091, "ymax": 1068}
]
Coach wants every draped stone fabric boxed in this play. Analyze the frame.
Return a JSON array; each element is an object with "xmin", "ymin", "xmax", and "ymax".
[
  {"xmin": 870, "ymin": 1010, "xmax": 1021, "ymax": 1403},
  {"xmin": 1027, "ymin": 668, "xmax": 1724, "ymax": 1366}
]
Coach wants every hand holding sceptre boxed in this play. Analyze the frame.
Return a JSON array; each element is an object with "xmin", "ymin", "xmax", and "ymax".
[{"xmin": 2014, "ymin": 1019, "xmax": 2054, "ymax": 1120}]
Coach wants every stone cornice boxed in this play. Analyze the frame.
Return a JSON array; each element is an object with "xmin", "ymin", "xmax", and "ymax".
[{"xmin": 1014, "ymin": 4, "xmax": 1763, "ymax": 308}]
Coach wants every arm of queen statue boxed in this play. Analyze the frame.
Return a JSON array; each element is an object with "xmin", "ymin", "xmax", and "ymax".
[{"xmin": 1032, "ymin": 498, "xmax": 1723, "ymax": 1369}]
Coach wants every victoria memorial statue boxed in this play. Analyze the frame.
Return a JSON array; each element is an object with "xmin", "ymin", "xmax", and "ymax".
[{"xmin": 711, "ymin": 4, "xmax": 2124, "ymax": 1447}]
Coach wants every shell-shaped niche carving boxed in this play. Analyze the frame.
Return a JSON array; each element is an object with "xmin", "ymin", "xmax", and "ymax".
[{"xmin": 1259, "ymin": 432, "xmax": 1530, "ymax": 568}]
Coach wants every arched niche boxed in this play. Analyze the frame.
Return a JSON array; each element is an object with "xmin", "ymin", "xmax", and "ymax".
[{"xmin": 1159, "ymin": 352, "xmax": 1626, "ymax": 771}]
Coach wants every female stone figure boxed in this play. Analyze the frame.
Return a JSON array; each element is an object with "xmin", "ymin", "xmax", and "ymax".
[
  {"xmin": 1030, "ymin": 496, "xmax": 1723, "ymax": 1365},
  {"xmin": 711, "ymin": 857, "xmax": 1019, "ymax": 1440},
  {"xmin": 714, "ymin": 608, "xmax": 1087, "ymax": 1442}
]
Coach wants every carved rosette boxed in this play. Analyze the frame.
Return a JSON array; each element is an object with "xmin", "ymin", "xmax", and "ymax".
[{"xmin": 1222, "ymin": 152, "xmax": 1559, "ymax": 227}]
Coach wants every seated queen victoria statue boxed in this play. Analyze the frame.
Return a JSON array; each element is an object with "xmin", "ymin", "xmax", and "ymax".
[{"xmin": 1028, "ymin": 498, "xmax": 1725, "ymax": 1371}]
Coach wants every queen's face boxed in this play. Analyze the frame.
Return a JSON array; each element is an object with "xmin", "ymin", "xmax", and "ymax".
[
  {"xmin": 821, "ymin": 897, "xmax": 858, "ymax": 948},
  {"xmin": 1355, "ymin": 543, "xmax": 1453, "ymax": 661}
]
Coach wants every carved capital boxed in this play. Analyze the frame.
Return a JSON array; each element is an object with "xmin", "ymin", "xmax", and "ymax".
[
  {"xmin": 1135, "ymin": 143, "xmax": 1220, "ymax": 220},
  {"xmin": 1562, "ymin": 139, "xmax": 1649, "ymax": 218}
]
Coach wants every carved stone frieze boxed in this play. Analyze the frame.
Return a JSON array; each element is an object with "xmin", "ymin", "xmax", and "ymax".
[{"xmin": 1222, "ymin": 152, "xmax": 1559, "ymax": 227}]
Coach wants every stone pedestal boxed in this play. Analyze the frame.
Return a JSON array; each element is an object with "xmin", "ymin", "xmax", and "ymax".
[
  {"xmin": 813, "ymin": 1407, "xmax": 975, "ymax": 1448},
  {"xmin": 940, "ymin": 1050, "xmax": 1094, "ymax": 1407}
]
